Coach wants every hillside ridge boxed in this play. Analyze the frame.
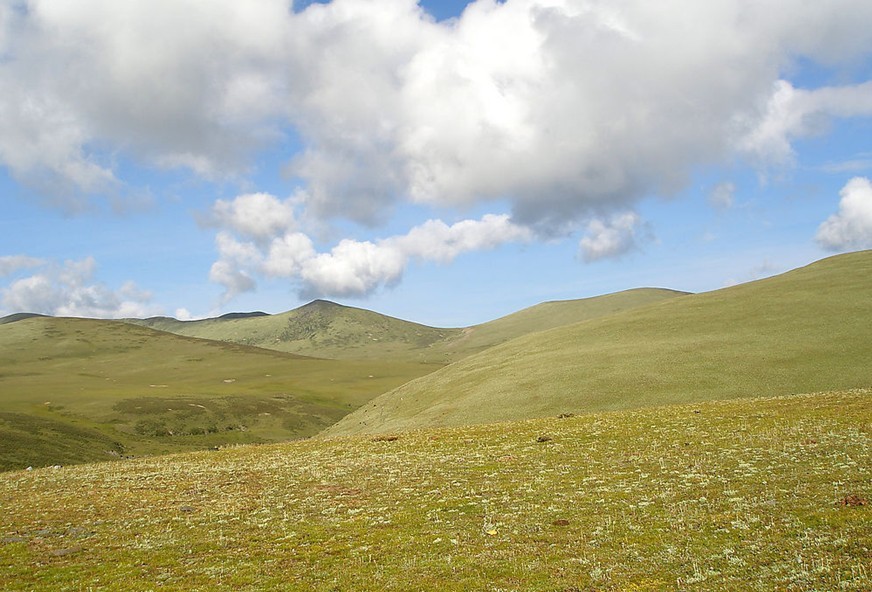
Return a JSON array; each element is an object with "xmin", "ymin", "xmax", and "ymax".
[{"xmin": 325, "ymin": 250, "xmax": 872, "ymax": 436}]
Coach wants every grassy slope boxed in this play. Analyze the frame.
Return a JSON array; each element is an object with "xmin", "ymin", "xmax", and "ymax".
[
  {"xmin": 0, "ymin": 317, "xmax": 436, "ymax": 471},
  {"xmin": 0, "ymin": 389, "xmax": 868, "ymax": 591},
  {"xmin": 130, "ymin": 300, "xmax": 462, "ymax": 362},
  {"xmin": 326, "ymin": 250, "xmax": 872, "ymax": 436},
  {"xmin": 129, "ymin": 290, "xmax": 684, "ymax": 363},
  {"xmin": 431, "ymin": 287, "xmax": 686, "ymax": 360}
]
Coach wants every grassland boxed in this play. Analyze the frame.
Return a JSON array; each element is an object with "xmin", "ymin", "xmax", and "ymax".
[
  {"xmin": 0, "ymin": 286, "xmax": 682, "ymax": 471},
  {"xmin": 129, "ymin": 299, "xmax": 463, "ymax": 362},
  {"xmin": 128, "ymin": 289, "xmax": 684, "ymax": 363},
  {"xmin": 327, "ymin": 250, "xmax": 872, "ymax": 436},
  {"xmin": 0, "ymin": 317, "xmax": 437, "ymax": 471},
  {"xmin": 0, "ymin": 389, "xmax": 868, "ymax": 591}
]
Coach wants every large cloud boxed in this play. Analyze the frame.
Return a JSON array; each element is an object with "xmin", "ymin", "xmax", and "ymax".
[
  {"xmin": 2, "ymin": 0, "xmax": 872, "ymax": 223},
  {"xmin": 0, "ymin": 257, "xmax": 160, "ymax": 318},
  {"xmin": 815, "ymin": 177, "xmax": 872, "ymax": 251}
]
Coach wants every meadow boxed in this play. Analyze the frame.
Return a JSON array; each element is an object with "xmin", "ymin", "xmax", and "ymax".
[
  {"xmin": 328, "ymin": 251, "xmax": 872, "ymax": 436},
  {"xmin": 0, "ymin": 284, "xmax": 684, "ymax": 470},
  {"xmin": 0, "ymin": 317, "xmax": 436, "ymax": 471},
  {"xmin": 129, "ymin": 289, "xmax": 683, "ymax": 363},
  {"xmin": 0, "ymin": 389, "xmax": 868, "ymax": 591}
]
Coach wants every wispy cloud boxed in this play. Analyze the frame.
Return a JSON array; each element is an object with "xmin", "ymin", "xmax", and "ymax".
[
  {"xmin": 0, "ymin": 255, "xmax": 45, "ymax": 277},
  {"xmin": 708, "ymin": 182, "xmax": 736, "ymax": 211},
  {"xmin": 819, "ymin": 157, "xmax": 872, "ymax": 174}
]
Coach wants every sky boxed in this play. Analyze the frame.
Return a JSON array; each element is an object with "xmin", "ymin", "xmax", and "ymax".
[{"xmin": 1, "ymin": 0, "xmax": 871, "ymax": 327}]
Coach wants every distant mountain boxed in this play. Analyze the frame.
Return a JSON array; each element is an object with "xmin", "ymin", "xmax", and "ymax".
[
  {"xmin": 0, "ymin": 312, "xmax": 47, "ymax": 325},
  {"xmin": 324, "ymin": 250, "xmax": 872, "ymax": 436},
  {"xmin": 217, "ymin": 311, "xmax": 269, "ymax": 320},
  {"xmin": 127, "ymin": 290, "xmax": 686, "ymax": 363},
  {"xmin": 129, "ymin": 299, "xmax": 461, "ymax": 362}
]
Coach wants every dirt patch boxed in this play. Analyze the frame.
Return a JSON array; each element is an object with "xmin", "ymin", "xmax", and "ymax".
[{"xmin": 838, "ymin": 494, "xmax": 867, "ymax": 507}]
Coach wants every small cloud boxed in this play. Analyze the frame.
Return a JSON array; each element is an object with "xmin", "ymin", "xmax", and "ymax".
[
  {"xmin": 708, "ymin": 182, "xmax": 735, "ymax": 210},
  {"xmin": 205, "ymin": 192, "xmax": 299, "ymax": 243},
  {"xmin": 175, "ymin": 308, "xmax": 194, "ymax": 321},
  {"xmin": 819, "ymin": 158, "xmax": 872, "ymax": 174},
  {"xmin": 579, "ymin": 211, "xmax": 648, "ymax": 263},
  {"xmin": 815, "ymin": 176, "xmax": 872, "ymax": 251},
  {"xmin": 740, "ymin": 80, "xmax": 872, "ymax": 170},
  {"xmin": 0, "ymin": 255, "xmax": 44, "ymax": 277}
]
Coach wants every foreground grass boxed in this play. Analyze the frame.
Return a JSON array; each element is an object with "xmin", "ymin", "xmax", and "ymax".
[{"xmin": 1, "ymin": 389, "xmax": 868, "ymax": 591}]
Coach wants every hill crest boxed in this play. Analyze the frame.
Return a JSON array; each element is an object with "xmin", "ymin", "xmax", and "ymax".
[{"xmin": 324, "ymin": 250, "xmax": 872, "ymax": 436}]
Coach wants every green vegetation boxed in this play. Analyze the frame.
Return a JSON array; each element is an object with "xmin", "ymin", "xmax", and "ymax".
[
  {"xmin": 128, "ymin": 289, "xmax": 684, "ymax": 363},
  {"xmin": 129, "ymin": 299, "xmax": 463, "ymax": 362},
  {"xmin": 432, "ymin": 287, "xmax": 686, "ymax": 360},
  {"xmin": 0, "ymin": 317, "xmax": 437, "ymax": 471},
  {"xmin": 1, "ymin": 389, "xmax": 868, "ymax": 590},
  {"xmin": 0, "ymin": 285, "xmax": 683, "ymax": 471},
  {"xmin": 327, "ymin": 250, "xmax": 872, "ymax": 436}
]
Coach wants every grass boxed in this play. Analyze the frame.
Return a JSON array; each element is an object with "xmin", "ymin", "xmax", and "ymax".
[
  {"xmin": 0, "ymin": 388, "xmax": 868, "ymax": 591},
  {"xmin": 431, "ymin": 288, "xmax": 686, "ymax": 360},
  {"xmin": 128, "ymin": 290, "xmax": 684, "ymax": 363},
  {"xmin": 0, "ymin": 317, "xmax": 437, "ymax": 471},
  {"xmin": 129, "ymin": 299, "xmax": 463, "ymax": 363},
  {"xmin": 326, "ymin": 250, "xmax": 872, "ymax": 436}
]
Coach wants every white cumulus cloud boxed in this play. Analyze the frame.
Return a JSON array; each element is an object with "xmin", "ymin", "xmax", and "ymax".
[
  {"xmin": 1, "ymin": 256, "xmax": 160, "ymax": 318},
  {"xmin": 208, "ymin": 192, "xmax": 300, "ymax": 243},
  {"xmin": 740, "ymin": 80, "xmax": 872, "ymax": 168},
  {"xmin": 207, "ymin": 194, "xmax": 533, "ymax": 300},
  {"xmin": 1, "ymin": 0, "xmax": 871, "ymax": 225},
  {"xmin": 815, "ymin": 177, "xmax": 872, "ymax": 251}
]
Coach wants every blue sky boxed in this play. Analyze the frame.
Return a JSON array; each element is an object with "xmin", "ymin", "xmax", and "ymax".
[{"xmin": 1, "ymin": 0, "xmax": 871, "ymax": 326}]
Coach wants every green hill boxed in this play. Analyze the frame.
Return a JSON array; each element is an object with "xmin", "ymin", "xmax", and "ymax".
[
  {"xmin": 325, "ymin": 250, "xmax": 872, "ymax": 436},
  {"xmin": 0, "ymin": 317, "xmax": 436, "ymax": 471},
  {"xmin": 1, "ymin": 389, "xmax": 868, "ymax": 590},
  {"xmin": 432, "ymin": 287, "xmax": 687, "ymax": 359},
  {"xmin": 130, "ymin": 299, "xmax": 462, "ymax": 362},
  {"xmin": 129, "ymin": 289, "xmax": 685, "ymax": 363}
]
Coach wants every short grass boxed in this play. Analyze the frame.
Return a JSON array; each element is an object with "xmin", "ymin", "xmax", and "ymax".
[
  {"xmin": 327, "ymin": 250, "xmax": 872, "ymax": 436},
  {"xmin": 0, "ymin": 389, "xmax": 868, "ymax": 591},
  {"xmin": 431, "ymin": 288, "xmax": 686, "ymax": 360},
  {"xmin": 0, "ymin": 317, "xmax": 437, "ymax": 471},
  {"xmin": 130, "ymin": 300, "xmax": 463, "ymax": 363},
  {"xmin": 129, "ymin": 290, "xmax": 684, "ymax": 363}
]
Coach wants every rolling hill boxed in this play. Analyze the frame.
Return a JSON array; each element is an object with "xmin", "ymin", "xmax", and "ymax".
[
  {"xmin": 130, "ymin": 299, "xmax": 462, "ymax": 362},
  {"xmin": 128, "ymin": 289, "xmax": 685, "ymax": 363},
  {"xmin": 324, "ymin": 250, "xmax": 872, "ymax": 436},
  {"xmin": 0, "ymin": 316, "xmax": 436, "ymax": 471},
  {"xmin": 0, "ymin": 288, "xmax": 685, "ymax": 471}
]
